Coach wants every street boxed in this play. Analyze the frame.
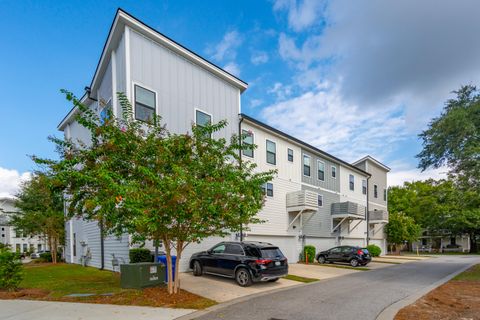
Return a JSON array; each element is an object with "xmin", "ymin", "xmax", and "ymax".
[{"xmin": 191, "ymin": 255, "xmax": 480, "ymax": 320}]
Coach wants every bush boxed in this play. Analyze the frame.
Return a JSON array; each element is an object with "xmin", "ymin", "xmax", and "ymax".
[
  {"xmin": 303, "ymin": 245, "xmax": 316, "ymax": 263},
  {"xmin": 366, "ymin": 244, "xmax": 382, "ymax": 257},
  {"xmin": 0, "ymin": 246, "xmax": 23, "ymax": 291},
  {"xmin": 39, "ymin": 252, "xmax": 62, "ymax": 262},
  {"xmin": 129, "ymin": 248, "xmax": 153, "ymax": 263}
]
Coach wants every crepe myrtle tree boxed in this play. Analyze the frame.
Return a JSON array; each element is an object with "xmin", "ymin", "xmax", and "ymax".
[{"xmin": 38, "ymin": 91, "xmax": 275, "ymax": 294}]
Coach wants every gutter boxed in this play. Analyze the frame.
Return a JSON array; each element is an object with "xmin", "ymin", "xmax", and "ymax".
[
  {"xmin": 238, "ymin": 115, "xmax": 244, "ymax": 242},
  {"xmin": 100, "ymin": 219, "xmax": 105, "ymax": 270},
  {"xmin": 366, "ymin": 176, "xmax": 370, "ymax": 246}
]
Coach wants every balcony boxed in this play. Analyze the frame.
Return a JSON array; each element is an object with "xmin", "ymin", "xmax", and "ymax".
[
  {"xmin": 368, "ymin": 210, "xmax": 389, "ymax": 223},
  {"xmin": 331, "ymin": 202, "xmax": 366, "ymax": 220},
  {"xmin": 286, "ymin": 190, "xmax": 319, "ymax": 213}
]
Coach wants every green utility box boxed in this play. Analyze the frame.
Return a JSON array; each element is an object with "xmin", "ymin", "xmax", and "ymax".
[{"xmin": 120, "ymin": 262, "xmax": 166, "ymax": 289}]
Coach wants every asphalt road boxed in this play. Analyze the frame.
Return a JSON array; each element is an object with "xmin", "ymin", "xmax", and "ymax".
[{"xmin": 192, "ymin": 255, "xmax": 480, "ymax": 320}]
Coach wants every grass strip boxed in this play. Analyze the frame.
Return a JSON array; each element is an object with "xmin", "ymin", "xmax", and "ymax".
[
  {"xmin": 283, "ymin": 274, "xmax": 319, "ymax": 283},
  {"xmin": 300, "ymin": 262, "xmax": 369, "ymax": 271},
  {"xmin": 453, "ymin": 264, "xmax": 480, "ymax": 281},
  {"xmin": 372, "ymin": 260, "xmax": 402, "ymax": 264}
]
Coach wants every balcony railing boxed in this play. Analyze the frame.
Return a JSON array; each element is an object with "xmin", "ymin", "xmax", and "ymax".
[
  {"xmin": 331, "ymin": 201, "xmax": 365, "ymax": 219},
  {"xmin": 368, "ymin": 210, "xmax": 389, "ymax": 222},
  {"xmin": 286, "ymin": 190, "xmax": 319, "ymax": 212}
]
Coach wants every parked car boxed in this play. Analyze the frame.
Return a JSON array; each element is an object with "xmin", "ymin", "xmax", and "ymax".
[
  {"xmin": 316, "ymin": 246, "xmax": 371, "ymax": 267},
  {"xmin": 189, "ymin": 241, "xmax": 288, "ymax": 287},
  {"xmin": 31, "ymin": 250, "xmax": 50, "ymax": 259}
]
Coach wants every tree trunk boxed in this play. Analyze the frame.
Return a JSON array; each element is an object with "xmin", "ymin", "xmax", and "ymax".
[
  {"xmin": 163, "ymin": 236, "xmax": 173, "ymax": 294},
  {"xmin": 48, "ymin": 236, "xmax": 54, "ymax": 263},
  {"xmin": 52, "ymin": 235, "xmax": 57, "ymax": 264},
  {"xmin": 173, "ymin": 241, "xmax": 183, "ymax": 294}
]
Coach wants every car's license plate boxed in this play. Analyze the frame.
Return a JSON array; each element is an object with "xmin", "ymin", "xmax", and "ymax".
[{"xmin": 275, "ymin": 261, "xmax": 281, "ymax": 266}]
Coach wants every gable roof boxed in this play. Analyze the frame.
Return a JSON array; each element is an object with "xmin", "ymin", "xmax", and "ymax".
[
  {"xmin": 352, "ymin": 155, "xmax": 391, "ymax": 172},
  {"xmin": 58, "ymin": 8, "xmax": 248, "ymax": 131},
  {"xmin": 241, "ymin": 114, "xmax": 371, "ymax": 177}
]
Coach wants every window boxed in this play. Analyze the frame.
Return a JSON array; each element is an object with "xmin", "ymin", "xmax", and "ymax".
[
  {"xmin": 196, "ymin": 109, "xmax": 212, "ymax": 128},
  {"xmin": 287, "ymin": 148, "xmax": 294, "ymax": 162},
  {"xmin": 317, "ymin": 194, "xmax": 323, "ymax": 207},
  {"xmin": 384, "ymin": 189, "xmax": 387, "ymax": 201},
  {"xmin": 38, "ymin": 244, "xmax": 42, "ymax": 252},
  {"xmin": 212, "ymin": 244, "xmax": 226, "ymax": 254},
  {"xmin": 242, "ymin": 130, "xmax": 254, "ymax": 158},
  {"xmin": 99, "ymin": 99, "xmax": 112, "ymax": 124},
  {"xmin": 303, "ymin": 155, "xmax": 311, "ymax": 176},
  {"xmin": 134, "ymin": 85, "xmax": 156, "ymax": 123},
  {"xmin": 22, "ymin": 244, "xmax": 27, "ymax": 253},
  {"xmin": 263, "ymin": 182, "xmax": 274, "ymax": 197},
  {"xmin": 266, "ymin": 140, "xmax": 276, "ymax": 165},
  {"xmin": 331, "ymin": 166, "xmax": 336, "ymax": 178},
  {"xmin": 421, "ymin": 238, "xmax": 427, "ymax": 246},
  {"xmin": 73, "ymin": 233, "xmax": 77, "ymax": 257},
  {"xmin": 317, "ymin": 161, "xmax": 325, "ymax": 181},
  {"xmin": 362, "ymin": 180, "xmax": 367, "ymax": 195},
  {"xmin": 225, "ymin": 243, "xmax": 244, "ymax": 255},
  {"xmin": 374, "ymin": 185, "xmax": 378, "ymax": 198},
  {"xmin": 15, "ymin": 244, "xmax": 20, "ymax": 252},
  {"xmin": 349, "ymin": 174, "xmax": 354, "ymax": 191},
  {"xmin": 450, "ymin": 237, "xmax": 456, "ymax": 246}
]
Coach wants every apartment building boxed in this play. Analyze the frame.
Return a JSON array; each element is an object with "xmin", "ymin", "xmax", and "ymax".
[{"xmin": 58, "ymin": 9, "xmax": 389, "ymax": 271}]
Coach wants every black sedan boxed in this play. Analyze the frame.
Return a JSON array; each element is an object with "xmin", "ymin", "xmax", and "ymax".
[
  {"xmin": 189, "ymin": 241, "xmax": 288, "ymax": 286},
  {"xmin": 316, "ymin": 246, "xmax": 371, "ymax": 267}
]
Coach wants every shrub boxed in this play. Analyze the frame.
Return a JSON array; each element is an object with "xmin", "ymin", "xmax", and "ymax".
[
  {"xmin": 366, "ymin": 244, "xmax": 382, "ymax": 257},
  {"xmin": 0, "ymin": 246, "xmax": 23, "ymax": 291},
  {"xmin": 39, "ymin": 252, "xmax": 62, "ymax": 263},
  {"xmin": 303, "ymin": 245, "xmax": 316, "ymax": 263},
  {"xmin": 129, "ymin": 248, "xmax": 153, "ymax": 263}
]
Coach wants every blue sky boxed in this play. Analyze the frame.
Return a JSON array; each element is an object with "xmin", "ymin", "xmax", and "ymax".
[{"xmin": 2, "ymin": 0, "xmax": 480, "ymax": 196}]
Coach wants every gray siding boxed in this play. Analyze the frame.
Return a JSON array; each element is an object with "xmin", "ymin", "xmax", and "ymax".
[
  {"xmin": 301, "ymin": 184, "xmax": 340, "ymax": 237},
  {"xmin": 301, "ymin": 149, "xmax": 340, "ymax": 192},
  {"xmin": 115, "ymin": 33, "xmax": 126, "ymax": 97},
  {"xmin": 98, "ymin": 60, "xmax": 112, "ymax": 104},
  {"xmin": 129, "ymin": 30, "xmax": 240, "ymax": 140}
]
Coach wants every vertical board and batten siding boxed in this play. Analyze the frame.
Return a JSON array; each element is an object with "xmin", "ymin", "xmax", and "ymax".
[
  {"xmin": 115, "ymin": 33, "xmax": 126, "ymax": 98},
  {"xmin": 129, "ymin": 30, "xmax": 240, "ymax": 140},
  {"xmin": 365, "ymin": 160, "xmax": 388, "ymax": 208},
  {"xmin": 301, "ymin": 184, "xmax": 340, "ymax": 237},
  {"xmin": 98, "ymin": 60, "xmax": 112, "ymax": 104},
  {"xmin": 301, "ymin": 149, "xmax": 340, "ymax": 193}
]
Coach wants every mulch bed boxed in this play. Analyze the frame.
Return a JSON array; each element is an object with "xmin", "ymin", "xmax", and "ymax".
[{"xmin": 395, "ymin": 280, "xmax": 480, "ymax": 320}]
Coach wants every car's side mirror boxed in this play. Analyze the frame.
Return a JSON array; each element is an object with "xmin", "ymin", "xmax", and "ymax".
[{"xmin": 207, "ymin": 249, "xmax": 212, "ymax": 254}]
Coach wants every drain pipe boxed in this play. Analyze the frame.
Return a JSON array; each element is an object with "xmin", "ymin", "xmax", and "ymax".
[
  {"xmin": 100, "ymin": 219, "xmax": 105, "ymax": 270},
  {"xmin": 238, "ymin": 115, "xmax": 244, "ymax": 242},
  {"xmin": 366, "ymin": 176, "xmax": 371, "ymax": 246}
]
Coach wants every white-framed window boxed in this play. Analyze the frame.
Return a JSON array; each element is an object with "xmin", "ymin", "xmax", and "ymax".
[
  {"xmin": 287, "ymin": 148, "xmax": 294, "ymax": 162},
  {"xmin": 195, "ymin": 109, "xmax": 212, "ymax": 129},
  {"xmin": 362, "ymin": 180, "xmax": 367, "ymax": 195},
  {"xmin": 331, "ymin": 166, "xmax": 336, "ymax": 178},
  {"xmin": 266, "ymin": 140, "xmax": 276, "ymax": 165},
  {"xmin": 317, "ymin": 194, "xmax": 324, "ymax": 207},
  {"xmin": 303, "ymin": 154, "xmax": 311, "ymax": 176},
  {"xmin": 349, "ymin": 174, "xmax": 355, "ymax": 191},
  {"xmin": 262, "ymin": 182, "xmax": 274, "ymax": 197},
  {"xmin": 134, "ymin": 85, "xmax": 156, "ymax": 123},
  {"xmin": 242, "ymin": 129, "xmax": 254, "ymax": 158},
  {"xmin": 374, "ymin": 185, "xmax": 378, "ymax": 198},
  {"xmin": 317, "ymin": 160, "xmax": 325, "ymax": 181}
]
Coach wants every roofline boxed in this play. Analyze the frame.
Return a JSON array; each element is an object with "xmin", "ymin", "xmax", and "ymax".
[
  {"xmin": 240, "ymin": 114, "xmax": 371, "ymax": 177},
  {"xmin": 352, "ymin": 155, "xmax": 391, "ymax": 172},
  {"xmin": 58, "ymin": 8, "xmax": 248, "ymax": 131}
]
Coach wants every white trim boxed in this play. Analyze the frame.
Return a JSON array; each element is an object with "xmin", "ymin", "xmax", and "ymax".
[
  {"xmin": 265, "ymin": 138, "xmax": 277, "ymax": 166},
  {"xmin": 352, "ymin": 155, "xmax": 390, "ymax": 172},
  {"xmin": 265, "ymin": 182, "xmax": 274, "ymax": 198},
  {"xmin": 317, "ymin": 160, "xmax": 325, "ymax": 182},
  {"xmin": 302, "ymin": 154, "xmax": 311, "ymax": 177},
  {"xmin": 241, "ymin": 129, "xmax": 254, "ymax": 159},
  {"xmin": 125, "ymin": 25, "xmax": 131, "ymax": 101},
  {"xmin": 111, "ymin": 49, "xmax": 118, "ymax": 118},
  {"xmin": 369, "ymin": 202, "xmax": 388, "ymax": 209},
  {"xmin": 194, "ymin": 107, "xmax": 213, "ymax": 126},
  {"xmin": 287, "ymin": 147, "xmax": 294, "ymax": 163},
  {"xmin": 132, "ymin": 81, "xmax": 158, "ymax": 121},
  {"xmin": 317, "ymin": 194, "xmax": 324, "ymax": 207},
  {"xmin": 331, "ymin": 165, "xmax": 337, "ymax": 179}
]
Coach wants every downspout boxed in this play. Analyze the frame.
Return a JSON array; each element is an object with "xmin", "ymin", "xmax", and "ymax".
[
  {"xmin": 366, "ymin": 176, "xmax": 371, "ymax": 246},
  {"xmin": 100, "ymin": 219, "xmax": 104, "ymax": 270},
  {"xmin": 238, "ymin": 115, "xmax": 244, "ymax": 242}
]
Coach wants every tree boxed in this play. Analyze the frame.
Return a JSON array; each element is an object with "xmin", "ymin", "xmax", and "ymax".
[
  {"xmin": 385, "ymin": 212, "xmax": 421, "ymax": 253},
  {"xmin": 12, "ymin": 173, "xmax": 65, "ymax": 263},
  {"xmin": 39, "ymin": 92, "xmax": 275, "ymax": 294},
  {"xmin": 0, "ymin": 246, "xmax": 23, "ymax": 291}
]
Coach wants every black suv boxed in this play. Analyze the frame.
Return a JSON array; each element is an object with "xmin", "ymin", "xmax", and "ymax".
[
  {"xmin": 189, "ymin": 241, "xmax": 288, "ymax": 287},
  {"xmin": 316, "ymin": 246, "xmax": 371, "ymax": 267}
]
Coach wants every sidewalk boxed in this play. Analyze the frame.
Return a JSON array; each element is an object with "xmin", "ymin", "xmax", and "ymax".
[{"xmin": 0, "ymin": 300, "xmax": 195, "ymax": 320}]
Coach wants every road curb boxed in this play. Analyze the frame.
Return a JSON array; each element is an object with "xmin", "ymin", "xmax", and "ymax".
[{"xmin": 375, "ymin": 261, "xmax": 478, "ymax": 320}]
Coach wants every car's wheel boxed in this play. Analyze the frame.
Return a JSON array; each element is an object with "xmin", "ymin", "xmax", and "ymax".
[
  {"xmin": 350, "ymin": 259, "xmax": 359, "ymax": 267},
  {"xmin": 235, "ymin": 268, "xmax": 253, "ymax": 287},
  {"xmin": 317, "ymin": 255, "xmax": 326, "ymax": 264},
  {"xmin": 267, "ymin": 278, "xmax": 279, "ymax": 282},
  {"xmin": 192, "ymin": 260, "xmax": 203, "ymax": 276}
]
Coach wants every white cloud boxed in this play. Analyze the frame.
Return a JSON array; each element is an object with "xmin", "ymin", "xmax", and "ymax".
[
  {"xmin": 208, "ymin": 30, "xmax": 243, "ymax": 62},
  {"xmin": 0, "ymin": 167, "xmax": 31, "ymax": 198},
  {"xmin": 273, "ymin": 0, "xmax": 326, "ymax": 32},
  {"xmin": 251, "ymin": 51, "xmax": 269, "ymax": 65},
  {"xmin": 267, "ymin": 82, "xmax": 293, "ymax": 101},
  {"xmin": 261, "ymin": 84, "xmax": 407, "ymax": 161},
  {"xmin": 249, "ymin": 99, "xmax": 263, "ymax": 108},
  {"xmin": 387, "ymin": 161, "xmax": 448, "ymax": 187},
  {"xmin": 223, "ymin": 62, "xmax": 241, "ymax": 77}
]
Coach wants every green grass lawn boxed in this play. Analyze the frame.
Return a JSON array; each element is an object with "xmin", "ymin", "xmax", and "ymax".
[
  {"xmin": 300, "ymin": 262, "xmax": 369, "ymax": 271},
  {"xmin": 21, "ymin": 263, "xmax": 123, "ymax": 298},
  {"xmin": 283, "ymin": 274, "xmax": 319, "ymax": 283},
  {"xmin": 453, "ymin": 264, "xmax": 480, "ymax": 281}
]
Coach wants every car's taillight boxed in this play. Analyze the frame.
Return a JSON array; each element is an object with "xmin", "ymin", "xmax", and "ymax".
[
  {"xmin": 357, "ymin": 249, "xmax": 364, "ymax": 255},
  {"xmin": 255, "ymin": 259, "xmax": 272, "ymax": 265}
]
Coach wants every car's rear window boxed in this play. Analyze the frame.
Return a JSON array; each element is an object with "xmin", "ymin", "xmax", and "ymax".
[{"xmin": 260, "ymin": 248, "xmax": 284, "ymax": 258}]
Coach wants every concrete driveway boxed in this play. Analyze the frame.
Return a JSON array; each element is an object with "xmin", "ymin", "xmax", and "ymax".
[
  {"xmin": 180, "ymin": 272, "xmax": 299, "ymax": 302},
  {"xmin": 0, "ymin": 300, "xmax": 194, "ymax": 320}
]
